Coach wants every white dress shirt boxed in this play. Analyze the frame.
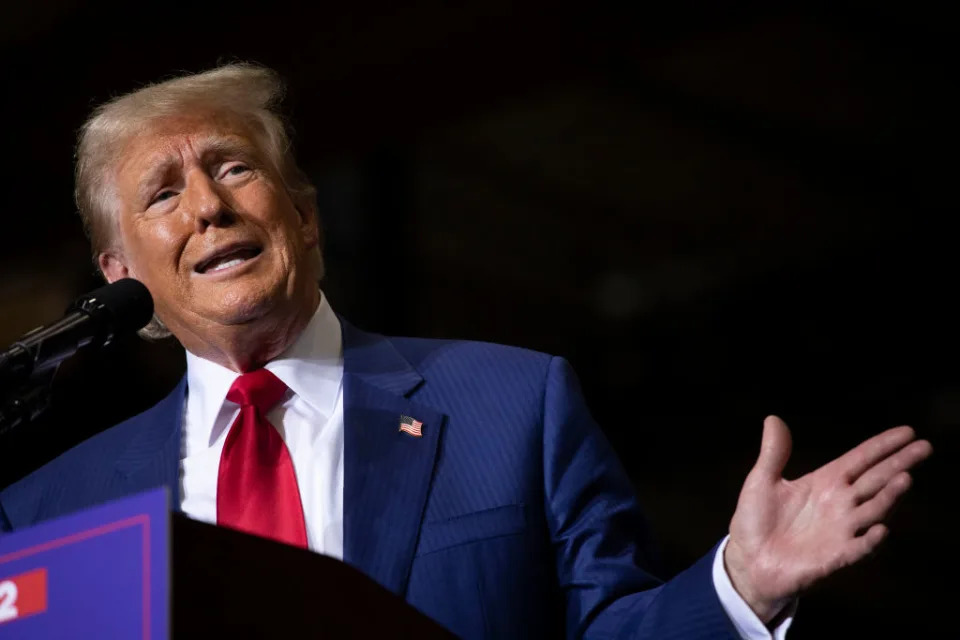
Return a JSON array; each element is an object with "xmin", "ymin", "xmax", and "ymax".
[
  {"xmin": 178, "ymin": 293, "xmax": 791, "ymax": 638},
  {"xmin": 180, "ymin": 293, "xmax": 345, "ymax": 558},
  {"xmin": 714, "ymin": 536, "xmax": 795, "ymax": 639}
]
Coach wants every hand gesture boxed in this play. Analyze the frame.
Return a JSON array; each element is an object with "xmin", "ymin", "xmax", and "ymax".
[{"xmin": 723, "ymin": 416, "xmax": 933, "ymax": 622}]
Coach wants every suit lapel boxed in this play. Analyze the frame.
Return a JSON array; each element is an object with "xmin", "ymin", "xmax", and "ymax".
[
  {"xmin": 0, "ymin": 376, "xmax": 186, "ymax": 531},
  {"xmin": 114, "ymin": 375, "xmax": 185, "ymax": 511},
  {"xmin": 341, "ymin": 320, "xmax": 445, "ymax": 596}
]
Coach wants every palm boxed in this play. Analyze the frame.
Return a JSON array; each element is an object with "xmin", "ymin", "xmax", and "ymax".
[{"xmin": 724, "ymin": 416, "xmax": 932, "ymax": 621}]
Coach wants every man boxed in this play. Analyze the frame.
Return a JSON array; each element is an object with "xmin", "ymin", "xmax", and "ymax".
[{"xmin": 0, "ymin": 64, "xmax": 932, "ymax": 638}]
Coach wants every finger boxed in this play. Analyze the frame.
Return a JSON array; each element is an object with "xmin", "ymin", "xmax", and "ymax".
[
  {"xmin": 840, "ymin": 426, "xmax": 918, "ymax": 483},
  {"xmin": 840, "ymin": 523, "xmax": 889, "ymax": 567},
  {"xmin": 753, "ymin": 415, "xmax": 792, "ymax": 479},
  {"xmin": 851, "ymin": 439, "xmax": 933, "ymax": 503},
  {"xmin": 852, "ymin": 471, "xmax": 912, "ymax": 532}
]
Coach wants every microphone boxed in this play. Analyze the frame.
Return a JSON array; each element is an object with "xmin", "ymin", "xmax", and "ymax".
[{"xmin": 0, "ymin": 278, "xmax": 154, "ymax": 388}]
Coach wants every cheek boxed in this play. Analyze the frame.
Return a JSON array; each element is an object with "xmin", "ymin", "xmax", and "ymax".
[
  {"xmin": 121, "ymin": 219, "xmax": 185, "ymax": 278},
  {"xmin": 245, "ymin": 183, "xmax": 303, "ymax": 236}
]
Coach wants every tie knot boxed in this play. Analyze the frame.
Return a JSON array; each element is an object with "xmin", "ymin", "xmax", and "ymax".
[{"xmin": 226, "ymin": 369, "xmax": 288, "ymax": 412}]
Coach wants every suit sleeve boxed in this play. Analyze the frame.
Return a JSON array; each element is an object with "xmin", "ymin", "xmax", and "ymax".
[{"xmin": 542, "ymin": 356, "xmax": 740, "ymax": 639}]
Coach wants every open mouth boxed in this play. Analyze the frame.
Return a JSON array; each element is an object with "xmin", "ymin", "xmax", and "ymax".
[{"xmin": 194, "ymin": 243, "xmax": 263, "ymax": 275}]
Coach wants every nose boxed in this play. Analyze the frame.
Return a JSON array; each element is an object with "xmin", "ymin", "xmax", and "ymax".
[{"xmin": 183, "ymin": 170, "xmax": 234, "ymax": 232}]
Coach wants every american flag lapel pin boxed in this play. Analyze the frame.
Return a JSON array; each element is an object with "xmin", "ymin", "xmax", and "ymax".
[{"xmin": 399, "ymin": 415, "xmax": 424, "ymax": 438}]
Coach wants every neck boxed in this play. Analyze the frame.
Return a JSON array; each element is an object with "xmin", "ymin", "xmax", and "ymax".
[{"xmin": 176, "ymin": 288, "xmax": 320, "ymax": 372}]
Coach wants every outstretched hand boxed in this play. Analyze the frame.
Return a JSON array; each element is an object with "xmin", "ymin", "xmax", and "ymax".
[{"xmin": 723, "ymin": 416, "xmax": 932, "ymax": 623}]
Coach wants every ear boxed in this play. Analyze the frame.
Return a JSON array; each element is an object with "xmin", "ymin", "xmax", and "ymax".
[
  {"xmin": 98, "ymin": 251, "xmax": 131, "ymax": 284},
  {"xmin": 295, "ymin": 196, "xmax": 322, "ymax": 251}
]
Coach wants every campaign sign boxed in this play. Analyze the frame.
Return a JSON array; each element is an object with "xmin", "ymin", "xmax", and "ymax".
[{"xmin": 0, "ymin": 488, "xmax": 169, "ymax": 639}]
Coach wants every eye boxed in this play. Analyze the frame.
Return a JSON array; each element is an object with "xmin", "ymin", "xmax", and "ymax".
[
  {"xmin": 151, "ymin": 189, "xmax": 177, "ymax": 205},
  {"xmin": 219, "ymin": 162, "xmax": 251, "ymax": 180}
]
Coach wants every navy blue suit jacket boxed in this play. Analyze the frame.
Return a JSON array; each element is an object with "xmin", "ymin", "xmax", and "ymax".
[{"xmin": 0, "ymin": 321, "xmax": 739, "ymax": 639}]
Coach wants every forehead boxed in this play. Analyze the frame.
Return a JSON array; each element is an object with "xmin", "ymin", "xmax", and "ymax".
[{"xmin": 114, "ymin": 110, "xmax": 261, "ymax": 183}]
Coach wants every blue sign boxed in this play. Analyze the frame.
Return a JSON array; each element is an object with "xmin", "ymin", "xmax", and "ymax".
[{"xmin": 0, "ymin": 488, "xmax": 169, "ymax": 639}]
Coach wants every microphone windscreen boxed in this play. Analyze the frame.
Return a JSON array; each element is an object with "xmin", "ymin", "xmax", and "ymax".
[{"xmin": 70, "ymin": 278, "xmax": 155, "ymax": 333}]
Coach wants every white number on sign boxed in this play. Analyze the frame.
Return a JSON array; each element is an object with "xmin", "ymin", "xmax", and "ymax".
[{"xmin": 0, "ymin": 580, "xmax": 18, "ymax": 622}]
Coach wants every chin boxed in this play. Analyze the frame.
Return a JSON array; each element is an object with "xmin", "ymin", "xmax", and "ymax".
[{"xmin": 209, "ymin": 280, "xmax": 285, "ymax": 326}]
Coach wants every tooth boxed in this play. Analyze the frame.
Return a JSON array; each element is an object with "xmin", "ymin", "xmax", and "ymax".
[{"xmin": 211, "ymin": 258, "xmax": 244, "ymax": 272}]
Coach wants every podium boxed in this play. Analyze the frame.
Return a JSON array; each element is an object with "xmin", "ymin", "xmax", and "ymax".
[{"xmin": 0, "ymin": 489, "xmax": 456, "ymax": 638}]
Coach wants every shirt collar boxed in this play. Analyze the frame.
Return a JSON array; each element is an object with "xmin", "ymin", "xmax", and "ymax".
[{"xmin": 185, "ymin": 292, "xmax": 344, "ymax": 442}]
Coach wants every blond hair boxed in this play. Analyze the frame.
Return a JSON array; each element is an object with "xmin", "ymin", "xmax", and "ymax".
[{"xmin": 74, "ymin": 63, "xmax": 320, "ymax": 339}]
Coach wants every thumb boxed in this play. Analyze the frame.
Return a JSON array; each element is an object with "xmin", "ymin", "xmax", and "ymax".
[{"xmin": 753, "ymin": 415, "xmax": 792, "ymax": 479}]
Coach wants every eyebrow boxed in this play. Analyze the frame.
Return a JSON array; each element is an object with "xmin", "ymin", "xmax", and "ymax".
[
  {"xmin": 135, "ymin": 157, "xmax": 179, "ymax": 205},
  {"xmin": 133, "ymin": 135, "xmax": 259, "ymax": 204},
  {"xmin": 198, "ymin": 136, "xmax": 259, "ymax": 162}
]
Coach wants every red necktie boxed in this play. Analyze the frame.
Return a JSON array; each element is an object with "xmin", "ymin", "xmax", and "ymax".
[{"xmin": 216, "ymin": 369, "xmax": 308, "ymax": 548}]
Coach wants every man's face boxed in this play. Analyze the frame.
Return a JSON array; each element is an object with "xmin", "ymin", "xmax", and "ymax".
[{"xmin": 101, "ymin": 110, "xmax": 319, "ymax": 343}]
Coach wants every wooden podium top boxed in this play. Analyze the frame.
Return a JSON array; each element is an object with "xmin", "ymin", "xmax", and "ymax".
[{"xmin": 172, "ymin": 514, "xmax": 457, "ymax": 638}]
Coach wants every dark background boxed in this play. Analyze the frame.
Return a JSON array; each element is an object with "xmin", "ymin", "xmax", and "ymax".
[{"xmin": 0, "ymin": 2, "xmax": 954, "ymax": 636}]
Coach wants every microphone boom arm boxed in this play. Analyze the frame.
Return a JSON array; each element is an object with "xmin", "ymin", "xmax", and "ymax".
[{"xmin": 0, "ymin": 278, "xmax": 153, "ymax": 437}]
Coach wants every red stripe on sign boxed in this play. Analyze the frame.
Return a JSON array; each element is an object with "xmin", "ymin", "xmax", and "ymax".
[{"xmin": 0, "ymin": 567, "xmax": 48, "ymax": 625}]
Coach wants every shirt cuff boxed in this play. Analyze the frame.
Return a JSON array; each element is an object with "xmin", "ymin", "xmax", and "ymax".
[{"xmin": 712, "ymin": 535, "xmax": 797, "ymax": 640}]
